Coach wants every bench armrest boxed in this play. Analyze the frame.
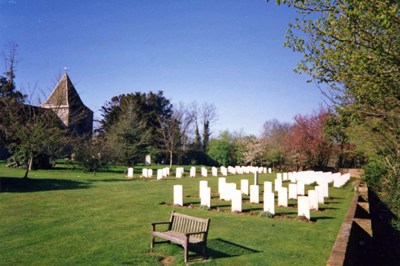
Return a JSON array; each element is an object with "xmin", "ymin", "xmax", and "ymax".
[{"xmin": 151, "ymin": 221, "xmax": 171, "ymax": 231}]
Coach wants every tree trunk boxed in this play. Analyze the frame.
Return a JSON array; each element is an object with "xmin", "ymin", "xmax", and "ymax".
[
  {"xmin": 24, "ymin": 155, "xmax": 33, "ymax": 178},
  {"xmin": 169, "ymin": 150, "xmax": 173, "ymax": 168}
]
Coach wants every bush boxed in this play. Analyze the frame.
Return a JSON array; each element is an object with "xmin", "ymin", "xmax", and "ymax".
[{"xmin": 363, "ymin": 160, "xmax": 386, "ymax": 189}]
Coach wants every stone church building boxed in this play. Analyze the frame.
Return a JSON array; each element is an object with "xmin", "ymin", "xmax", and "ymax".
[
  {"xmin": 41, "ymin": 73, "xmax": 93, "ymax": 137},
  {"xmin": 0, "ymin": 74, "xmax": 93, "ymax": 160}
]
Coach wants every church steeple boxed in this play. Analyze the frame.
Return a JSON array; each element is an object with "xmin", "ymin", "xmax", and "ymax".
[{"xmin": 41, "ymin": 74, "xmax": 93, "ymax": 136}]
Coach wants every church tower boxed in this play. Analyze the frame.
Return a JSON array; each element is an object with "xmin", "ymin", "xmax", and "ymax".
[{"xmin": 41, "ymin": 74, "xmax": 93, "ymax": 137}]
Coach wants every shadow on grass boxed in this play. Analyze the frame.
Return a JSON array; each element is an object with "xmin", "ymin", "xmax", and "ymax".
[
  {"xmin": 0, "ymin": 177, "xmax": 90, "ymax": 193},
  {"xmin": 207, "ymin": 238, "xmax": 261, "ymax": 259}
]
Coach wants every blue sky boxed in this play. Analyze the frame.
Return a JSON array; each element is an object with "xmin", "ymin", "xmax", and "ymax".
[{"xmin": 0, "ymin": 0, "xmax": 324, "ymax": 136}]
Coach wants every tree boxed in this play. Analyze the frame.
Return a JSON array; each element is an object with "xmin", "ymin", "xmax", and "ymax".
[
  {"xmin": 158, "ymin": 103, "xmax": 195, "ymax": 167},
  {"xmin": 275, "ymin": 0, "xmax": 400, "ymax": 214},
  {"xmin": 107, "ymin": 101, "xmax": 151, "ymax": 167},
  {"xmin": 99, "ymin": 91, "xmax": 173, "ymax": 164},
  {"xmin": 207, "ymin": 131, "xmax": 236, "ymax": 166},
  {"xmin": 8, "ymin": 106, "xmax": 66, "ymax": 178},
  {"xmin": 0, "ymin": 43, "xmax": 66, "ymax": 178},
  {"xmin": 261, "ymin": 119, "xmax": 291, "ymax": 170},
  {"xmin": 201, "ymin": 103, "xmax": 217, "ymax": 151},
  {"xmin": 284, "ymin": 108, "xmax": 333, "ymax": 170},
  {"xmin": 74, "ymin": 136, "xmax": 112, "ymax": 175}
]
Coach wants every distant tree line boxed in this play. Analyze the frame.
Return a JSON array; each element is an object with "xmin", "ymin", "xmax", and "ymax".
[{"xmin": 206, "ymin": 107, "xmax": 363, "ymax": 171}]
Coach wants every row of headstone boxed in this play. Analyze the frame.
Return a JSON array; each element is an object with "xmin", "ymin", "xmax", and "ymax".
[
  {"xmin": 276, "ymin": 171, "xmax": 351, "ymax": 188},
  {"xmin": 173, "ymin": 178, "xmax": 318, "ymax": 220},
  {"xmin": 127, "ymin": 167, "xmax": 171, "ymax": 179},
  {"xmin": 225, "ymin": 166, "xmax": 272, "ymax": 175}
]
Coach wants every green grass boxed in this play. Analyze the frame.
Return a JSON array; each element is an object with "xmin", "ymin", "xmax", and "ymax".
[{"xmin": 0, "ymin": 162, "xmax": 355, "ymax": 265}]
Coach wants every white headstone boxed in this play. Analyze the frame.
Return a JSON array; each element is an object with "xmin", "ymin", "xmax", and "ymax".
[
  {"xmin": 201, "ymin": 167, "xmax": 208, "ymax": 177},
  {"xmin": 263, "ymin": 192, "xmax": 275, "ymax": 214},
  {"xmin": 145, "ymin": 154, "xmax": 151, "ymax": 165},
  {"xmin": 241, "ymin": 179, "xmax": 249, "ymax": 195},
  {"xmin": 298, "ymin": 196, "xmax": 310, "ymax": 220},
  {"xmin": 223, "ymin": 183, "xmax": 236, "ymax": 201},
  {"xmin": 250, "ymin": 185, "xmax": 260, "ymax": 203},
  {"xmin": 157, "ymin": 169, "xmax": 163, "ymax": 180},
  {"xmin": 283, "ymin": 172, "xmax": 288, "ymax": 181},
  {"xmin": 278, "ymin": 187, "xmax": 288, "ymax": 207},
  {"xmin": 201, "ymin": 187, "xmax": 211, "ymax": 208},
  {"xmin": 218, "ymin": 177, "xmax": 226, "ymax": 194},
  {"xmin": 147, "ymin": 169, "xmax": 153, "ymax": 178},
  {"xmin": 275, "ymin": 178, "xmax": 282, "ymax": 192},
  {"xmin": 199, "ymin": 180, "xmax": 208, "ymax": 200},
  {"xmin": 190, "ymin": 167, "xmax": 196, "ymax": 178},
  {"xmin": 268, "ymin": 167, "xmax": 272, "ymax": 174},
  {"xmin": 288, "ymin": 183, "xmax": 297, "ymax": 199},
  {"xmin": 142, "ymin": 168, "xmax": 148, "ymax": 178},
  {"xmin": 315, "ymin": 185, "xmax": 324, "ymax": 204},
  {"xmin": 264, "ymin": 181, "xmax": 273, "ymax": 194},
  {"xmin": 308, "ymin": 190, "xmax": 318, "ymax": 210},
  {"xmin": 297, "ymin": 181, "xmax": 305, "ymax": 196},
  {"xmin": 212, "ymin": 167, "xmax": 218, "ymax": 177},
  {"xmin": 231, "ymin": 189, "xmax": 242, "ymax": 212},
  {"xmin": 173, "ymin": 185, "xmax": 183, "ymax": 206},
  {"xmin": 127, "ymin": 167, "xmax": 134, "ymax": 179}
]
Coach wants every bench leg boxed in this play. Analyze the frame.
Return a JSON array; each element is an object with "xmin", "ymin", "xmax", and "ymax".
[
  {"xmin": 150, "ymin": 235, "xmax": 155, "ymax": 249},
  {"xmin": 184, "ymin": 246, "xmax": 188, "ymax": 263}
]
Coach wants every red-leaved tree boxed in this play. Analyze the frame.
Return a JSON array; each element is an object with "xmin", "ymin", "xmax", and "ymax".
[{"xmin": 285, "ymin": 107, "xmax": 332, "ymax": 171}]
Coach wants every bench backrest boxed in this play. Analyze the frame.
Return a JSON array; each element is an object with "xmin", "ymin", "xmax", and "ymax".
[{"xmin": 169, "ymin": 211, "xmax": 210, "ymax": 241}]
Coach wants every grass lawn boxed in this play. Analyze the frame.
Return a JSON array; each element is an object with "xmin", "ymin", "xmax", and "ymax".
[{"xmin": 0, "ymin": 162, "xmax": 355, "ymax": 265}]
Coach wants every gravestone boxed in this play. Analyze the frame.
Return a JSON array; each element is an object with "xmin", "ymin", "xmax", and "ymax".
[
  {"xmin": 173, "ymin": 185, "xmax": 183, "ymax": 206},
  {"xmin": 263, "ymin": 192, "xmax": 275, "ymax": 214},
  {"xmin": 176, "ymin": 167, "xmax": 183, "ymax": 178},
  {"xmin": 190, "ymin": 167, "xmax": 196, "ymax": 178},
  {"xmin": 201, "ymin": 167, "xmax": 208, "ymax": 177},
  {"xmin": 218, "ymin": 177, "xmax": 226, "ymax": 194},
  {"xmin": 250, "ymin": 185, "xmax": 260, "ymax": 203},
  {"xmin": 275, "ymin": 178, "xmax": 282, "ymax": 192},
  {"xmin": 212, "ymin": 167, "xmax": 218, "ymax": 177},
  {"xmin": 298, "ymin": 196, "xmax": 310, "ymax": 220},
  {"xmin": 145, "ymin": 154, "xmax": 151, "ymax": 165},
  {"xmin": 241, "ymin": 179, "xmax": 249, "ymax": 195},
  {"xmin": 283, "ymin": 172, "xmax": 288, "ymax": 181},
  {"xmin": 288, "ymin": 183, "xmax": 297, "ymax": 199},
  {"xmin": 147, "ymin": 169, "xmax": 153, "ymax": 178},
  {"xmin": 278, "ymin": 187, "xmax": 288, "ymax": 207},
  {"xmin": 157, "ymin": 169, "xmax": 163, "ymax": 180},
  {"xmin": 264, "ymin": 181, "xmax": 272, "ymax": 194},
  {"xmin": 254, "ymin": 171, "xmax": 259, "ymax": 185},
  {"xmin": 268, "ymin": 167, "xmax": 272, "ymax": 174},
  {"xmin": 308, "ymin": 190, "xmax": 318, "ymax": 210},
  {"xmin": 297, "ymin": 181, "xmax": 305, "ymax": 196},
  {"xmin": 199, "ymin": 180, "xmax": 208, "ymax": 200},
  {"xmin": 142, "ymin": 168, "xmax": 148, "ymax": 178},
  {"xmin": 231, "ymin": 189, "xmax": 242, "ymax": 212},
  {"xmin": 200, "ymin": 187, "xmax": 211, "ymax": 208},
  {"xmin": 223, "ymin": 183, "xmax": 236, "ymax": 201},
  {"xmin": 315, "ymin": 185, "xmax": 324, "ymax": 204},
  {"xmin": 127, "ymin": 167, "xmax": 134, "ymax": 179}
]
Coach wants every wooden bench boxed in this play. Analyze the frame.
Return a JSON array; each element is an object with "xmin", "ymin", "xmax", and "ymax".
[{"xmin": 150, "ymin": 211, "xmax": 211, "ymax": 263}]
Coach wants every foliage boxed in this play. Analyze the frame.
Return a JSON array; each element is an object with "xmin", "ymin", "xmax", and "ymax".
[
  {"xmin": 274, "ymin": 0, "xmax": 400, "ymax": 215},
  {"xmin": 284, "ymin": 107, "xmax": 333, "ymax": 170},
  {"xmin": 108, "ymin": 101, "xmax": 152, "ymax": 166},
  {"xmin": 260, "ymin": 119, "xmax": 291, "ymax": 170},
  {"xmin": 74, "ymin": 137, "xmax": 112, "ymax": 174},
  {"xmin": 207, "ymin": 131, "xmax": 236, "ymax": 166}
]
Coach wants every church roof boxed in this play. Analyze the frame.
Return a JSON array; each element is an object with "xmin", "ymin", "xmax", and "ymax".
[{"xmin": 41, "ymin": 73, "xmax": 88, "ymax": 109}]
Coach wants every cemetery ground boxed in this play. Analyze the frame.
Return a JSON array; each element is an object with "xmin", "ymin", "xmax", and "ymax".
[{"xmin": 0, "ymin": 161, "xmax": 355, "ymax": 265}]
